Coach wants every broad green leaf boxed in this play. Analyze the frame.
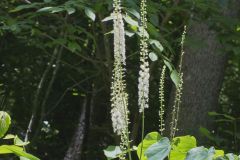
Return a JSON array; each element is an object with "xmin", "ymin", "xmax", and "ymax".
[
  {"xmin": 103, "ymin": 146, "xmax": 122, "ymax": 160},
  {"xmin": 170, "ymin": 135, "xmax": 197, "ymax": 160},
  {"xmin": 145, "ymin": 137, "xmax": 171, "ymax": 160},
  {"xmin": 0, "ymin": 111, "xmax": 11, "ymax": 138},
  {"xmin": 0, "ymin": 145, "xmax": 14, "ymax": 154},
  {"xmin": 149, "ymin": 52, "xmax": 158, "ymax": 62},
  {"xmin": 0, "ymin": 145, "xmax": 40, "ymax": 160},
  {"xmin": 84, "ymin": 7, "xmax": 96, "ymax": 21},
  {"xmin": 185, "ymin": 146, "xmax": 215, "ymax": 160},
  {"xmin": 170, "ymin": 70, "xmax": 180, "ymax": 88},
  {"xmin": 137, "ymin": 132, "xmax": 162, "ymax": 160}
]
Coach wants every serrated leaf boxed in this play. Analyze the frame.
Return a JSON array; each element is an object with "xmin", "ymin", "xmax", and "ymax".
[
  {"xmin": 84, "ymin": 7, "xmax": 96, "ymax": 21},
  {"xmin": 145, "ymin": 137, "xmax": 171, "ymax": 160},
  {"xmin": 0, "ymin": 111, "xmax": 11, "ymax": 138}
]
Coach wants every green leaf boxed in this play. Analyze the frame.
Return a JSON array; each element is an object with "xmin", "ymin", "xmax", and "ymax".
[
  {"xmin": 149, "ymin": 52, "xmax": 158, "ymax": 62},
  {"xmin": 199, "ymin": 127, "xmax": 215, "ymax": 141},
  {"xmin": 68, "ymin": 42, "xmax": 81, "ymax": 52},
  {"xmin": 66, "ymin": 7, "xmax": 76, "ymax": 15},
  {"xmin": 103, "ymin": 146, "xmax": 122, "ymax": 160},
  {"xmin": 137, "ymin": 132, "xmax": 162, "ymax": 160},
  {"xmin": 14, "ymin": 136, "xmax": 30, "ymax": 146},
  {"xmin": 0, "ymin": 145, "xmax": 14, "ymax": 154},
  {"xmin": 214, "ymin": 150, "xmax": 224, "ymax": 159},
  {"xmin": 164, "ymin": 60, "xmax": 173, "ymax": 71},
  {"xmin": 102, "ymin": 15, "xmax": 113, "ymax": 22},
  {"xmin": 170, "ymin": 70, "xmax": 180, "ymax": 88},
  {"xmin": 145, "ymin": 137, "xmax": 171, "ymax": 160},
  {"xmin": 170, "ymin": 135, "xmax": 197, "ymax": 160},
  {"xmin": 20, "ymin": 157, "xmax": 30, "ymax": 160},
  {"xmin": 37, "ymin": 7, "xmax": 53, "ymax": 12},
  {"xmin": 10, "ymin": 3, "xmax": 40, "ymax": 12},
  {"xmin": 123, "ymin": 15, "xmax": 139, "ymax": 27},
  {"xmin": 84, "ymin": 7, "xmax": 96, "ymax": 21},
  {"xmin": 185, "ymin": 146, "xmax": 215, "ymax": 160},
  {"xmin": 149, "ymin": 39, "xmax": 164, "ymax": 52},
  {"xmin": 126, "ymin": 8, "xmax": 140, "ymax": 19},
  {"xmin": 0, "ymin": 111, "xmax": 11, "ymax": 138},
  {"xmin": 3, "ymin": 134, "xmax": 15, "ymax": 139},
  {"xmin": 0, "ymin": 145, "xmax": 40, "ymax": 160},
  {"xmin": 125, "ymin": 30, "xmax": 135, "ymax": 37}
]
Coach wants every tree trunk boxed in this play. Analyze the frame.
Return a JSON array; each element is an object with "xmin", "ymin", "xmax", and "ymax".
[
  {"xmin": 63, "ymin": 97, "xmax": 88, "ymax": 160},
  {"xmin": 166, "ymin": 21, "xmax": 227, "ymax": 141},
  {"xmin": 166, "ymin": 1, "xmax": 239, "ymax": 142}
]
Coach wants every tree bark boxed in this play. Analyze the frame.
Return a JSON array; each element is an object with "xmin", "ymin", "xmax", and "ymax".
[
  {"xmin": 63, "ymin": 97, "xmax": 88, "ymax": 160},
  {"xmin": 166, "ymin": 21, "xmax": 227, "ymax": 141},
  {"xmin": 165, "ymin": 1, "xmax": 239, "ymax": 142}
]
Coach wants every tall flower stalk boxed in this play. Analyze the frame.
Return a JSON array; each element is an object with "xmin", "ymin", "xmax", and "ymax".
[
  {"xmin": 110, "ymin": 0, "xmax": 132, "ymax": 159},
  {"xmin": 170, "ymin": 26, "xmax": 187, "ymax": 139},
  {"xmin": 159, "ymin": 65, "xmax": 166, "ymax": 135},
  {"xmin": 138, "ymin": 0, "xmax": 149, "ymax": 159},
  {"xmin": 138, "ymin": 0, "xmax": 149, "ymax": 113}
]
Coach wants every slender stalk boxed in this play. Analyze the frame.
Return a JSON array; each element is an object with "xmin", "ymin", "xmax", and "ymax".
[{"xmin": 140, "ymin": 109, "xmax": 145, "ymax": 160}]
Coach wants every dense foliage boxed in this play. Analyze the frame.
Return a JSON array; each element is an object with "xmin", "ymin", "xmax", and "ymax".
[{"xmin": 0, "ymin": 0, "xmax": 239, "ymax": 159}]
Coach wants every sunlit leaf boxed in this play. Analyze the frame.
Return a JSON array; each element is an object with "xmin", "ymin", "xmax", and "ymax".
[
  {"xmin": 84, "ymin": 7, "xmax": 96, "ymax": 21},
  {"xmin": 137, "ymin": 132, "xmax": 162, "ymax": 160},
  {"xmin": 0, "ymin": 111, "xmax": 11, "ymax": 138},
  {"xmin": 145, "ymin": 137, "xmax": 171, "ymax": 160}
]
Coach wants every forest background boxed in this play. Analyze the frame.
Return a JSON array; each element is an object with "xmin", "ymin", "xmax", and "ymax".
[{"xmin": 0, "ymin": 0, "xmax": 240, "ymax": 159}]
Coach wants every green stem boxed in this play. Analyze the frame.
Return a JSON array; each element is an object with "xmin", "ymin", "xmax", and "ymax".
[{"xmin": 140, "ymin": 109, "xmax": 145, "ymax": 160}]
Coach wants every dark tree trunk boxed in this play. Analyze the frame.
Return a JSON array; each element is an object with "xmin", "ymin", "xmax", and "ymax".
[{"xmin": 63, "ymin": 97, "xmax": 88, "ymax": 160}]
